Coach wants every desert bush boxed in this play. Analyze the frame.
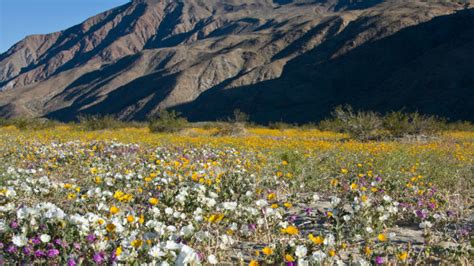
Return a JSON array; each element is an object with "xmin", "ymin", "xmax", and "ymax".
[
  {"xmin": 383, "ymin": 111, "xmax": 446, "ymax": 138},
  {"xmin": 212, "ymin": 122, "xmax": 247, "ymax": 136},
  {"xmin": 77, "ymin": 114, "xmax": 128, "ymax": 131},
  {"xmin": 383, "ymin": 111, "xmax": 412, "ymax": 138},
  {"xmin": 0, "ymin": 118, "xmax": 9, "ymax": 127},
  {"xmin": 268, "ymin": 121, "xmax": 295, "ymax": 130},
  {"xmin": 445, "ymin": 121, "xmax": 474, "ymax": 131},
  {"xmin": 317, "ymin": 118, "xmax": 345, "ymax": 132},
  {"xmin": 211, "ymin": 109, "xmax": 250, "ymax": 136},
  {"xmin": 330, "ymin": 105, "xmax": 383, "ymax": 141},
  {"xmin": 231, "ymin": 109, "xmax": 249, "ymax": 124},
  {"xmin": 0, "ymin": 117, "xmax": 59, "ymax": 130},
  {"xmin": 148, "ymin": 110, "xmax": 188, "ymax": 133}
]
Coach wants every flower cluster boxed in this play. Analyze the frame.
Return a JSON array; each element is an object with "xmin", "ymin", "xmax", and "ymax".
[{"xmin": 0, "ymin": 127, "xmax": 472, "ymax": 264}]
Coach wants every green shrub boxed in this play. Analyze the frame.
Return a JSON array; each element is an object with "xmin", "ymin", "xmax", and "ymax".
[
  {"xmin": 231, "ymin": 109, "xmax": 249, "ymax": 124},
  {"xmin": 330, "ymin": 105, "xmax": 383, "ymax": 141},
  {"xmin": 212, "ymin": 122, "xmax": 247, "ymax": 136},
  {"xmin": 77, "ymin": 114, "xmax": 127, "ymax": 131},
  {"xmin": 0, "ymin": 117, "xmax": 60, "ymax": 130},
  {"xmin": 445, "ymin": 121, "xmax": 474, "ymax": 131},
  {"xmin": 317, "ymin": 118, "xmax": 345, "ymax": 132},
  {"xmin": 383, "ymin": 111, "xmax": 412, "ymax": 138},
  {"xmin": 407, "ymin": 113, "xmax": 446, "ymax": 136},
  {"xmin": 383, "ymin": 111, "xmax": 446, "ymax": 138},
  {"xmin": 0, "ymin": 117, "xmax": 9, "ymax": 127},
  {"xmin": 268, "ymin": 122, "xmax": 295, "ymax": 130},
  {"xmin": 148, "ymin": 110, "xmax": 188, "ymax": 133}
]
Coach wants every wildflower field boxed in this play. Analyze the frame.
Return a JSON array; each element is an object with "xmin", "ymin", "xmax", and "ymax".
[{"xmin": 0, "ymin": 125, "xmax": 472, "ymax": 265}]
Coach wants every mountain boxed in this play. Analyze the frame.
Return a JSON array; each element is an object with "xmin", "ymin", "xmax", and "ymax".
[{"xmin": 0, "ymin": 0, "xmax": 473, "ymax": 122}]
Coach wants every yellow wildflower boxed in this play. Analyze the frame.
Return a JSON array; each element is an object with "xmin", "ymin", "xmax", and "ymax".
[
  {"xmin": 67, "ymin": 193, "xmax": 76, "ymax": 200},
  {"xmin": 377, "ymin": 233, "xmax": 387, "ymax": 242},
  {"xmin": 149, "ymin": 197, "xmax": 159, "ymax": 205},
  {"xmin": 115, "ymin": 246, "xmax": 122, "ymax": 256},
  {"xmin": 309, "ymin": 234, "xmax": 324, "ymax": 245},
  {"xmin": 110, "ymin": 206, "xmax": 119, "ymax": 215},
  {"xmin": 350, "ymin": 183, "xmax": 358, "ymax": 190},
  {"xmin": 249, "ymin": 260, "xmax": 259, "ymax": 266},
  {"xmin": 131, "ymin": 239, "xmax": 143, "ymax": 248},
  {"xmin": 281, "ymin": 225, "xmax": 299, "ymax": 235},
  {"xmin": 398, "ymin": 251, "xmax": 408, "ymax": 261},
  {"xmin": 285, "ymin": 254, "xmax": 295, "ymax": 262},
  {"xmin": 106, "ymin": 223, "xmax": 116, "ymax": 232},
  {"xmin": 262, "ymin": 247, "xmax": 273, "ymax": 256},
  {"xmin": 267, "ymin": 193, "xmax": 276, "ymax": 200}
]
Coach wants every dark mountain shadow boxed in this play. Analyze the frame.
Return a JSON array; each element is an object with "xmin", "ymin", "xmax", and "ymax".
[
  {"xmin": 173, "ymin": 9, "xmax": 474, "ymax": 123},
  {"xmin": 333, "ymin": 0, "xmax": 384, "ymax": 11},
  {"xmin": 272, "ymin": 16, "xmax": 343, "ymax": 60},
  {"xmin": 273, "ymin": 0, "xmax": 293, "ymax": 5},
  {"xmin": 47, "ymin": 70, "xmax": 178, "ymax": 121},
  {"xmin": 48, "ymin": 54, "xmax": 142, "ymax": 104},
  {"xmin": 144, "ymin": 2, "xmax": 186, "ymax": 48}
]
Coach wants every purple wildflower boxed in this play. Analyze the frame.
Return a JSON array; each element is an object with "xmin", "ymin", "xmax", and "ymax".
[
  {"xmin": 7, "ymin": 245, "xmax": 17, "ymax": 253},
  {"xmin": 86, "ymin": 234, "xmax": 96, "ymax": 243},
  {"xmin": 375, "ymin": 256, "xmax": 385, "ymax": 265},
  {"xmin": 47, "ymin": 249, "xmax": 60, "ymax": 258},
  {"xmin": 10, "ymin": 221, "xmax": 19, "ymax": 229},
  {"xmin": 73, "ymin": 242, "xmax": 81, "ymax": 250},
  {"xmin": 67, "ymin": 258, "xmax": 77, "ymax": 266},
  {"xmin": 288, "ymin": 215, "xmax": 297, "ymax": 223},
  {"xmin": 35, "ymin": 249, "xmax": 46, "ymax": 257},
  {"xmin": 31, "ymin": 237, "xmax": 41, "ymax": 245},
  {"xmin": 93, "ymin": 252, "xmax": 105, "ymax": 264},
  {"xmin": 416, "ymin": 210, "xmax": 427, "ymax": 219},
  {"xmin": 54, "ymin": 239, "xmax": 65, "ymax": 247},
  {"xmin": 23, "ymin": 246, "xmax": 32, "ymax": 256}
]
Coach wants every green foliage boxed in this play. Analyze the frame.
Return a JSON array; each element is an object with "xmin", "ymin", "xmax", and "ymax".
[
  {"xmin": 231, "ymin": 109, "xmax": 250, "ymax": 123},
  {"xmin": 268, "ymin": 121, "xmax": 296, "ymax": 130},
  {"xmin": 212, "ymin": 122, "xmax": 247, "ymax": 136},
  {"xmin": 0, "ymin": 117, "xmax": 59, "ymax": 130},
  {"xmin": 317, "ymin": 118, "xmax": 345, "ymax": 132},
  {"xmin": 148, "ymin": 110, "xmax": 188, "ymax": 133},
  {"xmin": 330, "ymin": 105, "xmax": 383, "ymax": 141},
  {"xmin": 322, "ymin": 106, "xmax": 464, "ymax": 140},
  {"xmin": 77, "ymin": 114, "xmax": 129, "ymax": 131},
  {"xmin": 383, "ymin": 111, "xmax": 446, "ymax": 138},
  {"xmin": 445, "ymin": 121, "xmax": 474, "ymax": 131}
]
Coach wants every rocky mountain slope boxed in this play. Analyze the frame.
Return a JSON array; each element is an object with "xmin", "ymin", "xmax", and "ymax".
[{"xmin": 0, "ymin": 0, "xmax": 473, "ymax": 122}]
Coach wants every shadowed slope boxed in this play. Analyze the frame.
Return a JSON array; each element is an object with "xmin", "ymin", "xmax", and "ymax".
[{"xmin": 174, "ymin": 9, "xmax": 474, "ymax": 123}]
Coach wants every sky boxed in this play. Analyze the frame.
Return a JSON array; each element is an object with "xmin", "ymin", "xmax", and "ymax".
[{"xmin": 0, "ymin": 0, "xmax": 130, "ymax": 53}]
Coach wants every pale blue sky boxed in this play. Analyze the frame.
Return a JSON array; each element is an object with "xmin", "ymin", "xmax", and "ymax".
[{"xmin": 0, "ymin": 0, "xmax": 130, "ymax": 53}]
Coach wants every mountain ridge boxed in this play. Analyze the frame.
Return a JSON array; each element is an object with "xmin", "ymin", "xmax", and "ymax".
[{"xmin": 1, "ymin": 0, "xmax": 473, "ymax": 122}]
